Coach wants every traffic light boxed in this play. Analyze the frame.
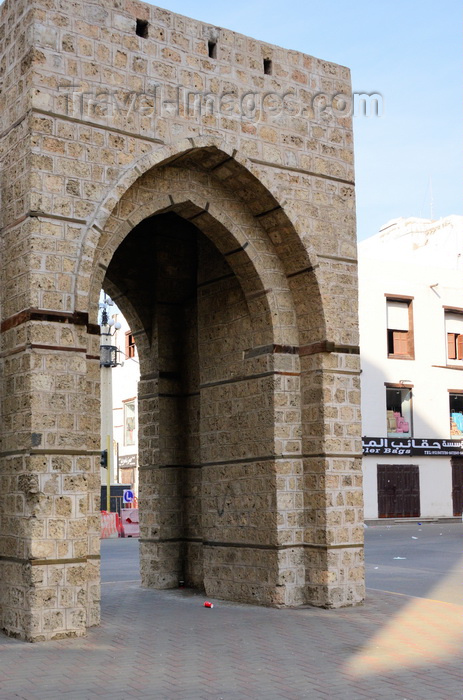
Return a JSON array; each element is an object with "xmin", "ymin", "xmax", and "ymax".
[{"xmin": 100, "ymin": 450, "xmax": 108, "ymax": 468}]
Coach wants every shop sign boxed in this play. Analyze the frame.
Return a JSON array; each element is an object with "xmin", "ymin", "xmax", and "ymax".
[
  {"xmin": 119, "ymin": 454, "xmax": 137, "ymax": 468},
  {"xmin": 362, "ymin": 437, "xmax": 463, "ymax": 457}
]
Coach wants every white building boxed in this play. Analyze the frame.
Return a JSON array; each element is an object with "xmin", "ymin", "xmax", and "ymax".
[
  {"xmin": 359, "ymin": 215, "xmax": 463, "ymax": 520},
  {"xmin": 100, "ymin": 298, "xmax": 140, "ymax": 497},
  {"xmin": 111, "ymin": 313, "xmax": 140, "ymax": 494}
]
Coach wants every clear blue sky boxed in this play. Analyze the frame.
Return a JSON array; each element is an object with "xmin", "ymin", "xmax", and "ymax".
[{"xmin": 147, "ymin": 0, "xmax": 462, "ymax": 240}]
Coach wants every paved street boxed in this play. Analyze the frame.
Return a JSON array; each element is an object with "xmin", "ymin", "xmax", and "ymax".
[
  {"xmin": 365, "ymin": 521, "xmax": 462, "ymax": 604},
  {"xmin": 101, "ymin": 537, "xmax": 141, "ymax": 584},
  {"xmin": 0, "ymin": 524, "xmax": 462, "ymax": 700}
]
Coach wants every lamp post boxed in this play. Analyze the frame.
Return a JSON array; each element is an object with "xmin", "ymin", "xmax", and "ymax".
[{"xmin": 99, "ymin": 295, "xmax": 121, "ymax": 512}]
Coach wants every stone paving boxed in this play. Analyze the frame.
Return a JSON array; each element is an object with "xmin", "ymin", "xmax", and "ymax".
[{"xmin": 0, "ymin": 577, "xmax": 461, "ymax": 699}]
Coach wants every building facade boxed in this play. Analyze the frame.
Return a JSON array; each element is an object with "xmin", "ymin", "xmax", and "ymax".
[
  {"xmin": 109, "ymin": 308, "xmax": 140, "ymax": 493},
  {"xmin": 359, "ymin": 216, "xmax": 463, "ymax": 520},
  {"xmin": 0, "ymin": 0, "xmax": 363, "ymax": 641}
]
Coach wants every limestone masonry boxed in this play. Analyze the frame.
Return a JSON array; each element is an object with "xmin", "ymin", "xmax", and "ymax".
[{"xmin": 0, "ymin": 0, "xmax": 363, "ymax": 641}]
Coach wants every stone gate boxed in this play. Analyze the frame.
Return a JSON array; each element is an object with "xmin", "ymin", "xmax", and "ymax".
[{"xmin": 0, "ymin": 0, "xmax": 364, "ymax": 641}]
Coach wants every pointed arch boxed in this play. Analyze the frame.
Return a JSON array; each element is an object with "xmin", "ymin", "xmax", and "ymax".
[{"xmin": 75, "ymin": 138, "xmax": 326, "ymax": 349}]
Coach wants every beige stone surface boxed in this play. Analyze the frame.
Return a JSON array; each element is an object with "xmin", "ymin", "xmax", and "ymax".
[{"xmin": 0, "ymin": 0, "xmax": 363, "ymax": 641}]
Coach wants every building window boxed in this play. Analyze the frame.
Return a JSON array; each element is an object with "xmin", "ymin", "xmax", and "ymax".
[
  {"xmin": 450, "ymin": 392, "xmax": 463, "ymax": 437},
  {"xmin": 124, "ymin": 401, "xmax": 136, "ymax": 446},
  {"xmin": 125, "ymin": 331, "xmax": 136, "ymax": 359},
  {"xmin": 445, "ymin": 311, "xmax": 463, "ymax": 362},
  {"xmin": 448, "ymin": 334, "xmax": 463, "ymax": 360},
  {"xmin": 386, "ymin": 297, "xmax": 414, "ymax": 359},
  {"xmin": 386, "ymin": 387, "xmax": 412, "ymax": 437}
]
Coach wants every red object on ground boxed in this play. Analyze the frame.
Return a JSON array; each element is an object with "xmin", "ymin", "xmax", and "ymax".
[{"xmin": 203, "ymin": 601, "xmax": 214, "ymax": 608}]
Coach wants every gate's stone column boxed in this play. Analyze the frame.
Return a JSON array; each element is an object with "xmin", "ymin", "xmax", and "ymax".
[
  {"xmin": 0, "ymin": 311, "xmax": 101, "ymax": 641},
  {"xmin": 138, "ymin": 328, "xmax": 188, "ymax": 590},
  {"xmin": 300, "ymin": 348, "xmax": 364, "ymax": 607}
]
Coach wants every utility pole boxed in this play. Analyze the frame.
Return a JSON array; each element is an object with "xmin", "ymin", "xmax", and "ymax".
[{"xmin": 99, "ymin": 295, "xmax": 121, "ymax": 511}]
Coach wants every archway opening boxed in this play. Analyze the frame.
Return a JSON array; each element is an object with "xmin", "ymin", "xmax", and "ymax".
[{"xmin": 100, "ymin": 208, "xmax": 281, "ymax": 598}]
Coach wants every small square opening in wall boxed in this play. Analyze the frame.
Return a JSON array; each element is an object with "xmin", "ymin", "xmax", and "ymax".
[
  {"xmin": 208, "ymin": 40, "xmax": 217, "ymax": 58},
  {"xmin": 136, "ymin": 19, "xmax": 149, "ymax": 38},
  {"xmin": 263, "ymin": 58, "xmax": 272, "ymax": 75}
]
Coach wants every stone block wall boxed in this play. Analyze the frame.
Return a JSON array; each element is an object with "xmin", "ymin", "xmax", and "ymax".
[{"xmin": 0, "ymin": 0, "xmax": 363, "ymax": 641}]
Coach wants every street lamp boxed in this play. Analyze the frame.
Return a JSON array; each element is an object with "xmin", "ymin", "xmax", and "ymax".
[
  {"xmin": 100, "ymin": 344, "xmax": 119, "ymax": 368},
  {"xmin": 99, "ymin": 302, "xmax": 122, "ymax": 368}
]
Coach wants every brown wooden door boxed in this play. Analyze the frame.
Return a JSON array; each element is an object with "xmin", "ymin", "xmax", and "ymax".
[
  {"xmin": 452, "ymin": 457, "xmax": 463, "ymax": 516},
  {"xmin": 377, "ymin": 465, "xmax": 420, "ymax": 518}
]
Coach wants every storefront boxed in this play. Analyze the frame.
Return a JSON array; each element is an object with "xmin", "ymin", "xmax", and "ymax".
[{"xmin": 362, "ymin": 437, "xmax": 463, "ymax": 519}]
